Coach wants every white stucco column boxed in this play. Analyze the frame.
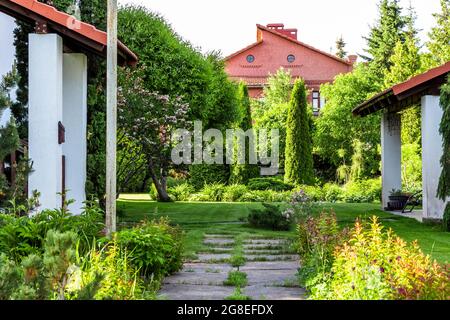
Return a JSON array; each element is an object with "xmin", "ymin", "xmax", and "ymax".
[
  {"xmin": 63, "ymin": 53, "xmax": 88, "ymax": 215},
  {"xmin": 421, "ymin": 95, "xmax": 448, "ymax": 220},
  {"xmin": 28, "ymin": 34, "xmax": 63, "ymax": 211},
  {"xmin": 381, "ymin": 112, "xmax": 402, "ymax": 209}
]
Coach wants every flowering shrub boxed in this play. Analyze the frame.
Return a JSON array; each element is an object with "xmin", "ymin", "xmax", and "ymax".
[
  {"xmin": 296, "ymin": 211, "xmax": 348, "ymax": 289},
  {"xmin": 290, "ymin": 190, "xmax": 315, "ymax": 220},
  {"xmin": 310, "ymin": 217, "xmax": 450, "ymax": 300}
]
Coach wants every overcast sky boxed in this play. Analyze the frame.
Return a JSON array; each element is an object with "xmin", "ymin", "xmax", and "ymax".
[{"xmin": 0, "ymin": 0, "xmax": 443, "ymax": 79}]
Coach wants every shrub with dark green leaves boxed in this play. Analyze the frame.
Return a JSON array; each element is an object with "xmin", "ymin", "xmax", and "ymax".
[
  {"xmin": 0, "ymin": 203, "xmax": 104, "ymax": 262},
  {"xmin": 189, "ymin": 164, "xmax": 230, "ymax": 191},
  {"xmin": 342, "ymin": 178, "xmax": 381, "ymax": 203},
  {"xmin": 116, "ymin": 218, "xmax": 183, "ymax": 278},
  {"xmin": 247, "ymin": 178, "xmax": 294, "ymax": 191},
  {"xmin": 322, "ymin": 183, "xmax": 345, "ymax": 202},
  {"xmin": 247, "ymin": 203, "xmax": 291, "ymax": 231}
]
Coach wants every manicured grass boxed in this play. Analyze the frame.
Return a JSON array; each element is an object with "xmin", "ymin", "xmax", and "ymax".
[{"xmin": 117, "ymin": 194, "xmax": 450, "ymax": 264}]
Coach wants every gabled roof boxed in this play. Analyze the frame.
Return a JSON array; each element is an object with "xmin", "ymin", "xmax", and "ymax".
[
  {"xmin": 256, "ymin": 24, "xmax": 352, "ymax": 65},
  {"xmin": 224, "ymin": 40, "xmax": 263, "ymax": 61},
  {"xmin": 353, "ymin": 61, "xmax": 450, "ymax": 117},
  {"xmin": 0, "ymin": 0, "xmax": 138, "ymax": 66}
]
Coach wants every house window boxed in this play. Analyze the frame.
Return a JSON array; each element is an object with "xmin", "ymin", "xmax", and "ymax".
[
  {"xmin": 246, "ymin": 54, "xmax": 255, "ymax": 63},
  {"xmin": 312, "ymin": 91, "xmax": 320, "ymax": 113},
  {"xmin": 287, "ymin": 54, "xmax": 296, "ymax": 63}
]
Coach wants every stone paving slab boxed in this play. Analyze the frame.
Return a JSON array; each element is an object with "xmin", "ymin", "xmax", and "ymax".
[
  {"xmin": 196, "ymin": 253, "xmax": 231, "ymax": 262},
  {"xmin": 243, "ymin": 285, "xmax": 306, "ymax": 300},
  {"xmin": 246, "ymin": 269, "xmax": 299, "ymax": 286},
  {"xmin": 244, "ymin": 249, "xmax": 290, "ymax": 255},
  {"xmin": 182, "ymin": 263, "xmax": 233, "ymax": 272},
  {"xmin": 240, "ymin": 261, "xmax": 300, "ymax": 271},
  {"xmin": 243, "ymin": 243, "xmax": 286, "ymax": 250},
  {"xmin": 243, "ymin": 239, "xmax": 287, "ymax": 245},
  {"xmin": 158, "ymin": 284, "xmax": 235, "ymax": 300},
  {"xmin": 159, "ymin": 236, "xmax": 304, "ymax": 300},
  {"xmin": 245, "ymin": 254, "xmax": 299, "ymax": 262},
  {"xmin": 200, "ymin": 247, "xmax": 234, "ymax": 253},
  {"xmin": 204, "ymin": 238, "xmax": 235, "ymax": 246},
  {"xmin": 162, "ymin": 271, "xmax": 227, "ymax": 286},
  {"xmin": 204, "ymin": 234, "xmax": 235, "ymax": 238}
]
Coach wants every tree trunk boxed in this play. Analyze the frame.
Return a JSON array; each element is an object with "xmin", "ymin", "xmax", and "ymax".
[
  {"xmin": 147, "ymin": 159, "xmax": 171, "ymax": 202},
  {"xmin": 140, "ymin": 171, "xmax": 151, "ymax": 192}
]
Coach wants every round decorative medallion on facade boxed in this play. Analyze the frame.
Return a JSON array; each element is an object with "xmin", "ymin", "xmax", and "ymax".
[
  {"xmin": 287, "ymin": 54, "xmax": 296, "ymax": 63},
  {"xmin": 246, "ymin": 54, "xmax": 255, "ymax": 63}
]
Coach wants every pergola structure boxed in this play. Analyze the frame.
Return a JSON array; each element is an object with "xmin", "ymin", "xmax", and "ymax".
[
  {"xmin": 0, "ymin": 0, "xmax": 138, "ymax": 214},
  {"xmin": 353, "ymin": 61, "xmax": 450, "ymax": 222}
]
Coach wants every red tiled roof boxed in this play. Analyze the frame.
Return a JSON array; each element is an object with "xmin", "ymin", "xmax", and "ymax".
[
  {"xmin": 353, "ymin": 61, "xmax": 450, "ymax": 116},
  {"xmin": 256, "ymin": 24, "xmax": 352, "ymax": 66},
  {"xmin": 392, "ymin": 61, "xmax": 450, "ymax": 96},
  {"xmin": 0, "ymin": 0, "xmax": 138, "ymax": 66}
]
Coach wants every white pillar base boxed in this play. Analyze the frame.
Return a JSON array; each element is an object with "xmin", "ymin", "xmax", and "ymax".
[
  {"xmin": 28, "ymin": 34, "xmax": 63, "ymax": 211},
  {"xmin": 421, "ymin": 95, "xmax": 449, "ymax": 220},
  {"xmin": 63, "ymin": 53, "xmax": 88, "ymax": 215},
  {"xmin": 381, "ymin": 112, "xmax": 402, "ymax": 209}
]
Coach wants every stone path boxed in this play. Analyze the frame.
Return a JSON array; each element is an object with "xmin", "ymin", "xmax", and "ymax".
[{"xmin": 158, "ymin": 235, "xmax": 306, "ymax": 300}]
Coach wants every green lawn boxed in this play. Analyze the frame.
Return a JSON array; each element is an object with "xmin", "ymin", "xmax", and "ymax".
[{"xmin": 117, "ymin": 194, "xmax": 450, "ymax": 264}]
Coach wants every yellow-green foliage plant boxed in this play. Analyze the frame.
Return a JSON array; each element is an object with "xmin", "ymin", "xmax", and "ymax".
[
  {"xmin": 66, "ymin": 240, "xmax": 149, "ymax": 300},
  {"xmin": 310, "ymin": 217, "xmax": 450, "ymax": 300}
]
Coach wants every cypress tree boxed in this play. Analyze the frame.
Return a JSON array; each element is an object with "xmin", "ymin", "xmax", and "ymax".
[
  {"xmin": 438, "ymin": 77, "xmax": 450, "ymax": 230},
  {"xmin": 284, "ymin": 79, "xmax": 314, "ymax": 185},
  {"xmin": 230, "ymin": 83, "xmax": 259, "ymax": 184}
]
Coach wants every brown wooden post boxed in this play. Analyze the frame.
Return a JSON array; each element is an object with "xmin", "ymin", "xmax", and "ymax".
[{"xmin": 61, "ymin": 155, "xmax": 66, "ymax": 209}]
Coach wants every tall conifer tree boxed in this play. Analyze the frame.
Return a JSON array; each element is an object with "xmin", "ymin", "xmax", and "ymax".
[{"xmin": 284, "ymin": 79, "xmax": 314, "ymax": 185}]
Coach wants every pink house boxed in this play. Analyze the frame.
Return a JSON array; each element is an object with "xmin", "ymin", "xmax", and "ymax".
[{"xmin": 224, "ymin": 23, "xmax": 357, "ymax": 114}]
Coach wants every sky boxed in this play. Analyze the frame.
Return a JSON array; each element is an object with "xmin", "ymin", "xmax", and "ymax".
[
  {"xmin": 118, "ymin": 0, "xmax": 442, "ymax": 56},
  {"xmin": 0, "ymin": 0, "xmax": 443, "ymax": 79}
]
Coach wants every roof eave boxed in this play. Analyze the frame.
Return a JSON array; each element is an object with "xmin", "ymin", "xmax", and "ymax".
[
  {"xmin": 352, "ymin": 89, "xmax": 394, "ymax": 117},
  {"xmin": 256, "ymin": 24, "xmax": 352, "ymax": 66},
  {"xmin": 224, "ymin": 40, "xmax": 263, "ymax": 61},
  {"xmin": 0, "ymin": 0, "xmax": 138, "ymax": 66}
]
